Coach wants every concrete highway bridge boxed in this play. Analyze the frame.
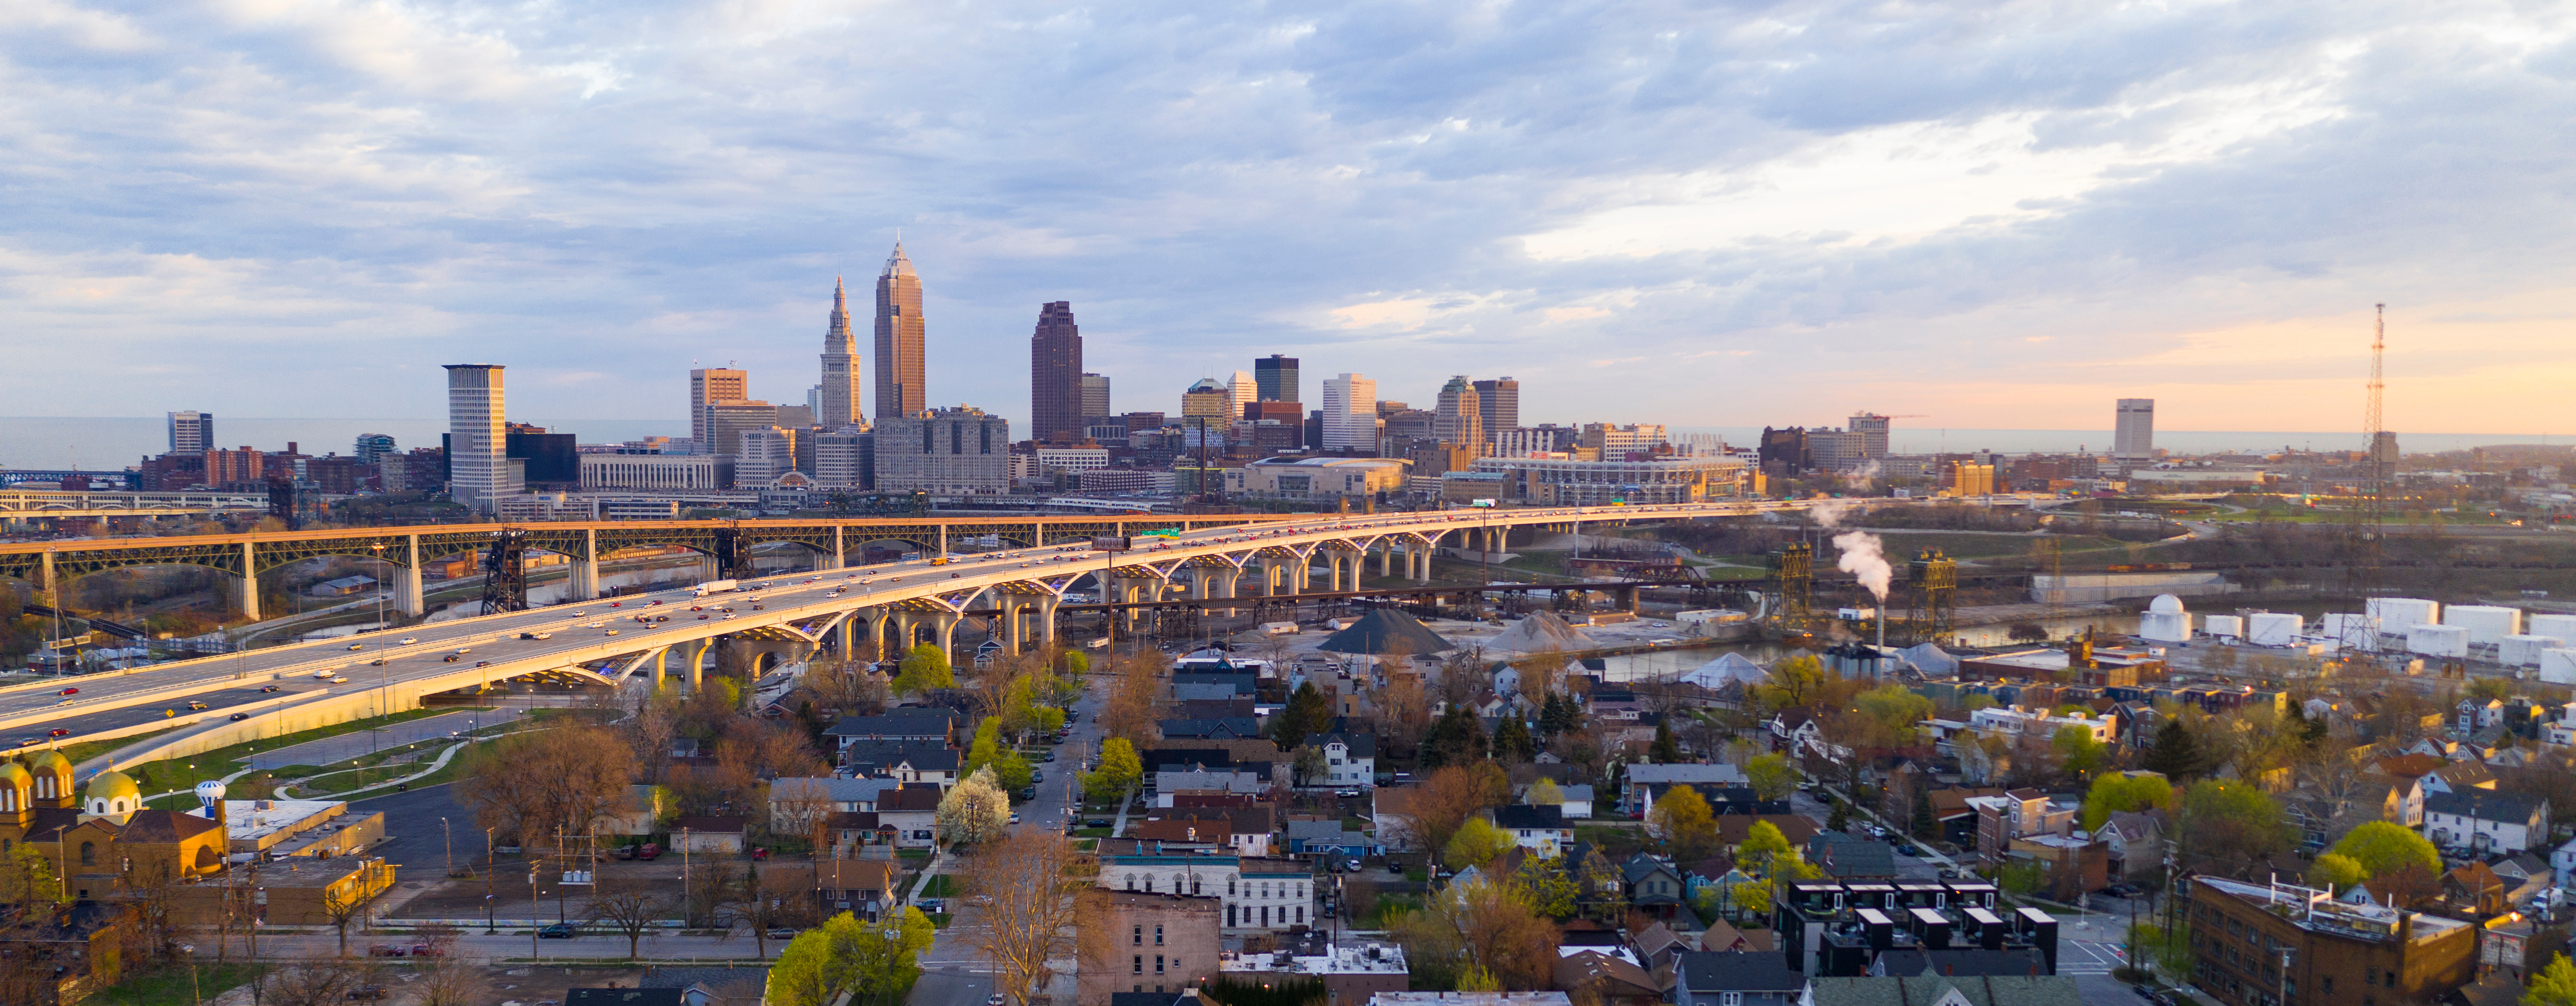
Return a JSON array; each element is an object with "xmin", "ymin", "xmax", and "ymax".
[
  {"xmin": 0, "ymin": 488, "xmax": 272, "ymax": 519},
  {"xmin": 0, "ymin": 500, "xmax": 1887, "ymax": 776}
]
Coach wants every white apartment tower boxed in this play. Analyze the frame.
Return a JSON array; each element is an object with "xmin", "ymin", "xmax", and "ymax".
[
  {"xmin": 819, "ymin": 278, "xmax": 864, "ymax": 428},
  {"xmin": 1321, "ymin": 373, "xmax": 1378, "ymax": 452},
  {"xmin": 2114, "ymin": 398, "xmax": 2155, "ymax": 470},
  {"xmin": 443, "ymin": 364, "xmax": 513, "ymax": 511}
]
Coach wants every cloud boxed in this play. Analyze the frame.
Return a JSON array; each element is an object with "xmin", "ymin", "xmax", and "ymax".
[{"xmin": 0, "ymin": 0, "xmax": 2568, "ymax": 440}]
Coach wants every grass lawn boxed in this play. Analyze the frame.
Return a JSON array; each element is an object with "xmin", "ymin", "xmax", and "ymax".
[
  {"xmin": 1073, "ymin": 827, "xmax": 1111, "ymax": 838},
  {"xmin": 926, "ymin": 912, "xmax": 953, "ymax": 929},
  {"xmin": 93, "ymin": 963, "xmax": 267, "ymax": 1006},
  {"xmin": 896, "ymin": 849, "xmax": 929, "ymax": 861},
  {"xmin": 919, "ymin": 874, "xmax": 960, "ymax": 898},
  {"xmin": 139, "ymin": 708, "xmax": 540, "ymax": 808}
]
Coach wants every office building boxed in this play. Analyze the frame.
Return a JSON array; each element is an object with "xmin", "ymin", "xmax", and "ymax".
[
  {"xmin": 817, "ymin": 278, "xmax": 864, "ymax": 428},
  {"xmin": 1579, "ymin": 422, "xmax": 1666, "ymax": 460},
  {"xmin": 1036, "ymin": 447, "xmax": 1111, "ymax": 474},
  {"xmin": 1255, "ymin": 355, "xmax": 1299, "ymax": 403},
  {"xmin": 2186, "ymin": 877, "xmax": 2472, "ymax": 1006},
  {"xmin": 775, "ymin": 404, "xmax": 816, "ymax": 428},
  {"xmin": 1466, "ymin": 454, "xmax": 1747, "ymax": 506},
  {"xmin": 1950, "ymin": 462, "xmax": 1997, "ymax": 496},
  {"xmin": 443, "ymin": 365, "xmax": 514, "ymax": 511},
  {"xmin": 1849, "ymin": 413, "xmax": 1891, "ymax": 459},
  {"xmin": 1808, "ymin": 429, "xmax": 1866, "ymax": 470},
  {"xmin": 579, "ymin": 454, "xmax": 735, "ymax": 492},
  {"xmin": 1029, "ymin": 301, "xmax": 1084, "ymax": 443},
  {"xmin": 167, "ymin": 412, "xmax": 214, "ymax": 454},
  {"xmin": 703, "ymin": 401, "xmax": 780, "ymax": 458},
  {"xmin": 2113, "ymin": 399, "xmax": 2155, "ymax": 469},
  {"xmin": 739, "ymin": 427, "xmax": 801, "ymax": 486},
  {"xmin": 1080, "ymin": 373, "xmax": 1112, "ymax": 424},
  {"xmin": 1472, "ymin": 377, "xmax": 1519, "ymax": 437},
  {"xmin": 1434, "ymin": 376, "xmax": 1482, "ymax": 449},
  {"xmin": 1321, "ymin": 373, "xmax": 1377, "ymax": 452},
  {"xmin": 874, "ymin": 242, "xmax": 927, "ymax": 420},
  {"xmin": 352, "ymin": 433, "xmax": 397, "ymax": 465},
  {"xmin": 814, "ymin": 429, "xmax": 874, "ymax": 489},
  {"xmin": 689, "ymin": 368, "xmax": 748, "ymax": 448},
  {"xmin": 1181, "ymin": 379, "xmax": 1233, "ymax": 422},
  {"xmin": 504, "ymin": 423, "xmax": 578, "ymax": 488},
  {"xmin": 873, "ymin": 406, "xmax": 1009, "ymax": 496},
  {"xmin": 1226, "ymin": 371, "xmax": 1257, "ymax": 421}
]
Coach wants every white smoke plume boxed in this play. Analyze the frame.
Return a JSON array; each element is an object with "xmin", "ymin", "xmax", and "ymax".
[
  {"xmin": 1834, "ymin": 529, "xmax": 1892, "ymax": 602},
  {"xmin": 1840, "ymin": 461, "xmax": 1883, "ymax": 491}
]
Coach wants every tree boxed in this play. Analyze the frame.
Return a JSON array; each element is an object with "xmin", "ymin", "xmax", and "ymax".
[
  {"xmin": 768, "ymin": 908, "xmax": 937, "ymax": 1006},
  {"xmin": 1083, "ymin": 738, "xmax": 1142, "ymax": 804},
  {"xmin": 1826, "ymin": 799, "xmax": 1849, "ymax": 832},
  {"xmin": 1393, "ymin": 763, "xmax": 1512, "ymax": 857},
  {"xmin": 1728, "ymin": 879, "xmax": 1772, "ymax": 916},
  {"xmin": 964, "ymin": 717, "xmax": 1004, "ymax": 779},
  {"xmin": 1751, "ymin": 654, "xmax": 1829, "ymax": 714},
  {"xmin": 1855, "ymin": 685, "xmax": 1935, "ymax": 746},
  {"xmin": 2141, "ymin": 720, "xmax": 2210, "ymax": 780},
  {"xmin": 590, "ymin": 876, "xmax": 669, "ymax": 958},
  {"xmin": 963, "ymin": 830, "xmax": 1084, "ymax": 1006},
  {"xmin": 937, "ymin": 766, "xmax": 1011, "ymax": 847},
  {"xmin": 0, "ymin": 844, "xmax": 66, "ymax": 906},
  {"xmin": 1492, "ymin": 716, "xmax": 1537, "ymax": 763},
  {"xmin": 1649, "ymin": 785, "xmax": 1719, "ymax": 864},
  {"xmin": 2079, "ymin": 773, "xmax": 2175, "ymax": 831},
  {"xmin": 1445, "ymin": 817, "xmax": 1517, "ymax": 871},
  {"xmin": 1292, "ymin": 745, "xmax": 1327, "ymax": 787},
  {"xmin": 995, "ymin": 751, "xmax": 1034, "ymax": 793},
  {"xmin": 459, "ymin": 724, "xmax": 636, "ymax": 849},
  {"xmin": 2330, "ymin": 821, "xmax": 2441, "ymax": 880},
  {"xmin": 1512, "ymin": 853, "xmax": 1581, "ymax": 917},
  {"xmin": 1096, "ymin": 650, "xmax": 1167, "ymax": 747},
  {"xmin": 1526, "ymin": 778, "xmax": 1565, "ymax": 808},
  {"xmin": 2051, "ymin": 726, "xmax": 2107, "ymax": 782},
  {"xmin": 768, "ymin": 929, "xmax": 839, "ymax": 1006},
  {"xmin": 892, "ymin": 643, "xmax": 955, "ymax": 695},
  {"xmin": 1063, "ymin": 650, "xmax": 1090, "ymax": 676},
  {"xmin": 2180, "ymin": 779, "xmax": 2292, "ymax": 867},
  {"xmin": 1387, "ymin": 875, "xmax": 1561, "ymax": 990},
  {"xmin": 1276, "ymin": 682, "xmax": 1335, "ymax": 751},
  {"xmin": 2527, "ymin": 954, "xmax": 2576, "ymax": 1006},
  {"xmin": 2307, "ymin": 852, "xmax": 2368, "ymax": 891},
  {"xmin": 1421, "ymin": 705, "xmax": 1488, "ymax": 769},
  {"xmin": 1745, "ymin": 754, "xmax": 1799, "ymax": 801},
  {"xmin": 1910, "ymin": 789, "xmax": 1937, "ymax": 839},
  {"xmin": 1649, "ymin": 720, "xmax": 1682, "ymax": 763}
]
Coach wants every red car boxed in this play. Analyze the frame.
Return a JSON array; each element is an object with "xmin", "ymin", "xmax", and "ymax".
[
  {"xmin": 56, "ymin": 688, "xmax": 76, "ymax": 696},
  {"xmin": 46, "ymin": 729, "xmax": 70, "ymax": 738}
]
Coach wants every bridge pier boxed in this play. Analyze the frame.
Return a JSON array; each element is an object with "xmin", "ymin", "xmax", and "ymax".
[
  {"xmin": 1034, "ymin": 595, "xmax": 1060, "ymax": 649},
  {"xmin": 1378, "ymin": 545, "xmax": 1392, "ymax": 580},
  {"xmin": 237, "ymin": 540, "xmax": 261, "ymax": 622},
  {"xmin": 828, "ymin": 527, "xmax": 845, "ymax": 570}
]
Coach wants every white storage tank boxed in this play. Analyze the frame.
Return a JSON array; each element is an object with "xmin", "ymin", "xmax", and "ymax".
[
  {"xmin": 2321, "ymin": 613, "xmax": 2381, "ymax": 652},
  {"xmin": 2246, "ymin": 612, "xmax": 2303, "ymax": 646},
  {"xmin": 2139, "ymin": 594, "xmax": 2191, "ymax": 643},
  {"xmin": 2408, "ymin": 623, "xmax": 2469, "ymax": 659},
  {"xmin": 2531, "ymin": 614, "xmax": 2576, "ymax": 640},
  {"xmin": 2204, "ymin": 614, "xmax": 2244, "ymax": 639},
  {"xmin": 2502, "ymin": 635, "xmax": 2565, "ymax": 668},
  {"xmin": 2368, "ymin": 597, "xmax": 2441, "ymax": 629},
  {"xmin": 2443, "ymin": 605, "xmax": 2523, "ymax": 646},
  {"xmin": 2542, "ymin": 648, "xmax": 2576, "ymax": 686}
]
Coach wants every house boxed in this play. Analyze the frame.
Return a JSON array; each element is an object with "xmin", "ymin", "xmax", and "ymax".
[
  {"xmin": 824, "ymin": 711, "xmax": 962, "ymax": 749},
  {"xmin": 2421, "ymin": 791, "xmax": 2547, "ymax": 855},
  {"xmin": 567, "ymin": 990, "xmax": 685, "ymax": 1006},
  {"xmin": 1715, "ymin": 815, "xmax": 1821, "ymax": 849},
  {"xmin": 1807, "ymin": 833, "xmax": 1898, "ymax": 881},
  {"xmin": 1675, "ymin": 951, "xmax": 1808, "ymax": 1006},
  {"xmin": 2093, "ymin": 812, "xmax": 2164, "ymax": 879},
  {"xmin": 1558, "ymin": 951, "xmax": 1663, "ymax": 1006},
  {"xmin": 1802, "ymin": 976, "xmax": 2084, "ymax": 1006},
  {"xmin": 1151, "ymin": 770, "xmax": 1266, "ymax": 805},
  {"xmin": 670, "ymin": 816, "xmax": 747, "ymax": 854},
  {"xmin": 1076, "ymin": 891, "xmax": 1223, "ymax": 1006},
  {"xmin": 877, "ymin": 785, "xmax": 944, "ymax": 847},
  {"xmin": 1285, "ymin": 819, "xmax": 1380, "ymax": 859},
  {"xmin": 1134, "ymin": 818, "xmax": 1234, "ymax": 852},
  {"xmin": 1633, "ymin": 783, "xmax": 1786, "ymax": 820},
  {"xmin": 1159, "ymin": 718, "xmax": 1263, "ymax": 740},
  {"xmin": 0, "ymin": 900, "xmax": 140, "ymax": 1006},
  {"xmin": 1315, "ymin": 732, "xmax": 1378, "ymax": 788},
  {"xmin": 1867, "ymin": 950, "xmax": 2051, "ymax": 978},
  {"xmin": 770, "ymin": 776, "xmax": 908, "ymax": 815},
  {"xmin": 2442, "ymin": 862, "xmax": 2509, "ymax": 916},
  {"xmin": 1622, "ymin": 853, "xmax": 1686, "ymax": 915},
  {"xmin": 765, "ymin": 858, "xmax": 904, "ymax": 921},
  {"xmin": 1925, "ymin": 789, "xmax": 2005, "ymax": 847},
  {"xmin": 838, "ymin": 741, "xmax": 963, "ymax": 785},
  {"xmin": 1623, "ymin": 763, "xmax": 1750, "ymax": 801},
  {"xmin": 1494, "ymin": 805, "xmax": 1574, "ymax": 857},
  {"xmin": 1144, "ymin": 808, "xmax": 1277, "ymax": 856},
  {"xmin": 2550, "ymin": 835, "xmax": 2576, "ymax": 888}
]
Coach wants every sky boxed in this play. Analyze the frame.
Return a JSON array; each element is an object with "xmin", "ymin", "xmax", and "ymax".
[{"xmin": 5, "ymin": 0, "xmax": 2575, "ymax": 442}]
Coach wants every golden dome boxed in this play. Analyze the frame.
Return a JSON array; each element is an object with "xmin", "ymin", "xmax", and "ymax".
[
  {"xmin": 28, "ymin": 750, "xmax": 70, "ymax": 774},
  {"xmin": 0, "ymin": 763, "xmax": 29, "ymax": 786},
  {"xmin": 85, "ymin": 769, "xmax": 142, "ymax": 803}
]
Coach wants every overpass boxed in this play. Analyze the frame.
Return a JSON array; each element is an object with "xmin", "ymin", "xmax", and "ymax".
[
  {"xmin": 2, "ymin": 499, "xmax": 1863, "ymax": 774},
  {"xmin": 0, "ymin": 488, "xmax": 272, "ymax": 519}
]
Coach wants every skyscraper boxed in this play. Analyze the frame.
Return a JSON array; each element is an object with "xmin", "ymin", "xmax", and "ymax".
[
  {"xmin": 352, "ymin": 433, "xmax": 397, "ymax": 464},
  {"xmin": 1029, "ymin": 301, "xmax": 1084, "ymax": 443},
  {"xmin": 1322, "ymin": 373, "xmax": 1377, "ymax": 452},
  {"xmin": 1181, "ymin": 379, "xmax": 1232, "ymax": 422},
  {"xmin": 1255, "ymin": 355, "xmax": 1299, "ymax": 403},
  {"xmin": 1434, "ymin": 376, "xmax": 1482, "ymax": 449},
  {"xmin": 1472, "ymin": 377, "xmax": 1518, "ymax": 440},
  {"xmin": 444, "ymin": 364, "xmax": 512, "ymax": 511},
  {"xmin": 689, "ymin": 368, "xmax": 747, "ymax": 449},
  {"xmin": 1080, "ymin": 373, "xmax": 1112, "ymax": 423},
  {"xmin": 1848, "ymin": 413, "xmax": 1891, "ymax": 459},
  {"xmin": 168, "ymin": 411, "xmax": 213, "ymax": 454},
  {"xmin": 1226, "ymin": 371, "xmax": 1257, "ymax": 421},
  {"xmin": 874, "ymin": 242, "xmax": 926, "ymax": 420},
  {"xmin": 2114, "ymin": 398, "xmax": 2155, "ymax": 470},
  {"xmin": 819, "ymin": 278, "xmax": 863, "ymax": 428}
]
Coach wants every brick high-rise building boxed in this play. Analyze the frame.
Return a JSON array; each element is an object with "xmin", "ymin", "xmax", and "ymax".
[
  {"xmin": 874, "ymin": 242, "xmax": 926, "ymax": 420},
  {"xmin": 205, "ymin": 447, "xmax": 263, "ymax": 487},
  {"xmin": 1028, "ymin": 301, "xmax": 1084, "ymax": 443},
  {"xmin": 818, "ymin": 278, "xmax": 864, "ymax": 428},
  {"xmin": 873, "ymin": 406, "xmax": 1009, "ymax": 496}
]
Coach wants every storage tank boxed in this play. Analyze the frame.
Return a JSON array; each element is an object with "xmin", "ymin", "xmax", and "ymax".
[
  {"xmin": 2322, "ymin": 613, "xmax": 2381, "ymax": 652},
  {"xmin": 2408, "ymin": 624, "xmax": 2469, "ymax": 659},
  {"xmin": 2139, "ymin": 594, "xmax": 2190, "ymax": 643},
  {"xmin": 2531, "ymin": 614, "xmax": 2576, "ymax": 641},
  {"xmin": 2204, "ymin": 614, "xmax": 2244, "ymax": 639},
  {"xmin": 2246, "ymin": 612, "xmax": 2303, "ymax": 646},
  {"xmin": 2543, "ymin": 649, "xmax": 2576, "ymax": 686},
  {"xmin": 2502, "ymin": 635, "xmax": 2566, "ymax": 668},
  {"xmin": 2368, "ymin": 597, "xmax": 2441, "ymax": 629},
  {"xmin": 2443, "ymin": 605, "xmax": 2523, "ymax": 646}
]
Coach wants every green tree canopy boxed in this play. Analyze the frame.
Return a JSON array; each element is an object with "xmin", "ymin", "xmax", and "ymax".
[
  {"xmin": 2079, "ymin": 772, "xmax": 2175, "ymax": 831},
  {"xmin": 2141, "ymin": 719, "xmax": 2210, "ymax": 779},
  {"xmin": 2307, "ymin": 852, "xmax": 2367, "ymax": 891},
  {"xmin": 1422, "ymin": 705, "xmax": 1488, "ymax": 769},
  {"xmin": 1740, "ymin": 819, "xmax": 1794, "ymax": 862},
  {"xmin": 893, "ymin": 643, "xmax": 956, "ymax": 695},
  {"xmin": 1084, "ymin": 737, "xmax": 1143, "ymax": 804},
  {"xmin": 1444, "ymin": 817, "xmax": 1516, "ymax": 871},
  {"xmin": 2181, "ymin": 779, "xmax": 2292, "ymax": 863},
  {"xmin": 1526, "ymin": 778, "xmax": 1566, "ymax": 808},
  {"xmin": 1275, "ymin": 682, "xmax": 1336, "ymax": 751},
  {"xmin": 1745, "ymin": 754, "xmax": 1800, "ymax": 801},
  {"xmin": 1493, "ymin": 716, "xmax": 1538, "ymax": 763},
  {"xmin": 2052, "ymin": 726, "xmax": 2107, "ymax": 781},
  {"xmin": 2330, "ymin": 821, "xmax": 2441, "ymax": 880},
  {"xmin": 1512, "ymin": 853, "xmax": 1581, "ymax": 918},
  {"xmin": 1856, "ymin": 685, "xmax": 1934, "ymax": 738},
  {"xmin": 2527, "ymin": 954, "xmax": 2576, "ymax": 1006}
]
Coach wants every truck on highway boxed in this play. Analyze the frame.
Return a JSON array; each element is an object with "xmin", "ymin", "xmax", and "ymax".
[{"xmin": 692, "ymin": 579, "xmax": 739, "ymax": 597}]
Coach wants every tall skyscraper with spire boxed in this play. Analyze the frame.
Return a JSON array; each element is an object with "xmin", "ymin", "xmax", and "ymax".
[
  {"xmin": 1029, "ymin": 301, "xmax": 1084, "ymax": 444},
  {"xmin": 874, "ymin": 241, "xmax": 926, "ymax": 420},
  {"xmin": 819, "ymin": 277, "xmax": 863, "ymax": 428}
]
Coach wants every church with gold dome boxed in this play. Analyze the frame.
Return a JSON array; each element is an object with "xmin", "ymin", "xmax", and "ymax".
[{"xmin": 0, "ymin": 751, "xmax": 225, "ymax": 901}]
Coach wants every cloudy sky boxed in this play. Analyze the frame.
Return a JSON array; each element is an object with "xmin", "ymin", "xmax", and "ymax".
[{"xmin": 6, "ymin": 0, "xmax": 2574, "ymax": 440}]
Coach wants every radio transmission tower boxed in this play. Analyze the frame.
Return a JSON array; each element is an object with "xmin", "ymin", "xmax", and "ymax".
[{"xmin": 2345, "ymin": 305, "xmax": 2387, "ymax": 603}]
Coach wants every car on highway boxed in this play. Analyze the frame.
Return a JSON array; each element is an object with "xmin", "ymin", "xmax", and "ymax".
[
  {"xmin": 582, "ymin": 622, "xmax": 603, "ymax": 629},
  {"xmin": 347, "ymin": 643, "xmax": 364, "ymax": 651},
  {"xmin": 187, "ymin": 701, "xmax": 209, "ymax": 710},
  {"xmin": 56, "ymin": 688, "xmax": 77, "ymax": 695},
  {"xmin": 370, "ymin": 659, "xmax": 387, "ymax": 666},
  {"xmin": 475, "ymin": 661, "xmax": 491, "ymax": 668},
  {"xmin": 442, "ymin": 655, "xmax": 461, "ymax": 663},
  {"xmin": 536, "ymin": 923, "xmax": 578, "ymax": 939},
  {"xmin": 260, "ymin": 685, "xmax": 281, "ymax": 693},
  {"xmin": 47, "ymin": 728, "xmax": 70, "ymax": 737},
  {"xmin": 330, "ymin": 676, "xmax": 349, "ymax": 684},
  {"xmin": 519, "ymin": 632, "xmax": 552, "ymax": 640},
  {"xmin": 400, "ymin": 637, "xmax": 417, "ymax": 644}
]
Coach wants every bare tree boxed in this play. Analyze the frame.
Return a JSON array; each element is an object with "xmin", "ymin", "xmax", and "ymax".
[
  {"xmin": 321, "ymin": 886, "xmax": 368, "ymax": 957},
  {"xmin": 589, "ymin": 877, "xmax": 670, "ymax": 959},
  {"xmin": 414, "ymin": 951, "xmax": 484, "ymax": 1006},
  {"xmin": 961, "ymin": 829, "xmax": 1085, "ymax": 1006},
  {"xmin": 459, "ymin": 725, "xmax": 636, "ymax": 849},
  {"xmin": 256, "ymin": 953, "xmax": 365, "ymax": 1006}
]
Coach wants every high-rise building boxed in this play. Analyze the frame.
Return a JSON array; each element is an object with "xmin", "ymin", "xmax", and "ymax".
[
  {"xmin": 818, "ymin": 278, "xmax": 863, "ymax": 428},
  {"xmin": 352, "ymin": 433, "xmax": 397, "ymax": 465},
  {"xmin": 689, "ymin": 368, "xmax": 747, "ymax": 449},
  {"xmin": 704, "ymin": 401, "xmax": 780, "ymax": 458},
  {"xmin": 814, "ymin": 429, "xmax": 874, "ymax": 489},
  {"xmin": 1580, "ymin": 422, "xmax": 1667, "ymax": 461},
  {"xmin": 873, "ymin": 406, "xmax": 1010, "ymax": 496},
  {"xmin": 874, "ymin": 242, "xmax": 926, "ymax": 420},
  {"xmin": 1434, "ymin": 376, "xmax": 1482, "ymax": 449},
  {"xmin": 1321, "ymin": 373, "xmax": 1377, "ymax": 452},
  {"xmin": 1181, "ymin": 379, "xmax": 1232, "ymax": 422},
  {"xmin": 1255, "ymin": 355, "xmax": 1299, "ymax": 403},
  {"xmin": 504, "ymin": 423, "xmax": 578, "ymax": 487},
  {"xmin": 444, "ymin": 364, "xmax": 512, "ymax": 511},
  {"xmin": 205, "ymin": 447, "xmax": 263, "ymax": 487},
  {"xmin": 1848, "ymin": 413, "xmax": 1891, "ymax": 459},
  {"xmin": 168, "ymin": 411, "xmax": 214, "ymax": 454},
  {"xmin": 1080, "ymin": 373, "xmax": 1111, "ymax": 424},
  {"xmin": 1028, "ymin": 301, "xmax": 1084, "ymax": 443},
  {"xmin": 2114, "ymin": 398, "xmax": 2155, "ymax": 469},
  {"xmin": 1225, "ymin": 371, "xmax": 1257, "ymax": 421},
  {"xmin": 1471, "ymin": 378, "xmax": 1518, "ymax": 439},
  {"xmin": 738, "ymin": 428, "xmax": 801, "ymax": 487}
]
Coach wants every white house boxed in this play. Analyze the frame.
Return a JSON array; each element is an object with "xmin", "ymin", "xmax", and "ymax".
[
  {"xmin": 1316, "ymin": 731, "xmax": 1378, "ymax": 789},
  {"xmin": 2422, "ymin": 790, "xmax": 2548, "ymax": 855},
  {"xmin": 2551, "ymin": 836, "xmax": 2576, "ymax": 888},
  {"xmin": 1493, "ymin": 804, "xmax": 1575, "ymax": 857}
]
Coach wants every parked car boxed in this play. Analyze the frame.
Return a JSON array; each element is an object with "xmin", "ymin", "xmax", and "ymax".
[
  {"xmin": 1335, "ymin": 789, "xmax": 1361, "ymax": 799},
  {"xmin": 347, "ymin": 987, "xmax": 388, "ymax": 1001},
  {"xmin": 767, "ymin": 927, "xmax": 798, "ymax": 940},
  {"xmin": 537, "ymin": 923, "xmax": 578, "ymax": 939},
  {"xmin": 366, "ymin": 945, "xmax": 408, "ymax": 957}
]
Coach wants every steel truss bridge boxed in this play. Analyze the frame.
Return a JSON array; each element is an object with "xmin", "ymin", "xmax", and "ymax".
[{"xmin": 0, "ymin": 500, "xmax": 1855, "ymax": 774}]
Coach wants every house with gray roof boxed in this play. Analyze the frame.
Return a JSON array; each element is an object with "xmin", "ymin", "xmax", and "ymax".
[
  {"xmin": 1675, "ymin": 951, "xmax": 1807, "ymax": 1006},
  {"xmin": 1808, "ymin": 833, "xmax": 1897, "ymax": 881},
  {"xmin": 1804, "ymin": 975, "xmax": 2084, "ymax": 1006},
  {"xmin": 1160, "ymin": 717, "xmax": 1263, "ymax": 740}
]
